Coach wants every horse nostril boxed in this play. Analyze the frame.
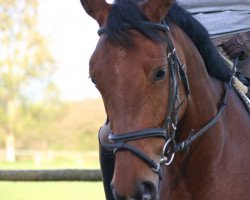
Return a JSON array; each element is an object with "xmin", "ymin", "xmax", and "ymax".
[
  {"xmin": 137, "ymin": 181, "xmax": 157, "ymax": 200},
  {"xmin": 111, "ymin": 181, "xmax": 157, "ymax": 200},
  {"xmin": 111, "ymin": 183, "xmax": 126, "ymax": 200}
]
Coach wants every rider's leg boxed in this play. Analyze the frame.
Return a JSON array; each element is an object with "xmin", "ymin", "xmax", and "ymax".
[
  {"xmin": 212, "ymin": 35, "xmax": 250, "ymax": 98},
  {"xmin": 238, "ymin": 57, "xmax": 250, "ymax": 78},
  {"xmin": 99, "ymin": 122, "xmax": 116, "ymax": 200}
]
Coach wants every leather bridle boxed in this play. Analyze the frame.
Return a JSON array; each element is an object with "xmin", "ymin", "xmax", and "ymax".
[{"xmin": 98, "ymin": 20, "xmax": 234, "ymax": 180}]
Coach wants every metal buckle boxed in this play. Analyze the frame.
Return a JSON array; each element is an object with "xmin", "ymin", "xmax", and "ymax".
[
  {"xmin": 167, "ymin": 48, "xmax": 176, "ymax": 59},
  {"xmin": 152, "ymin": 164, "xmax": 160, "ymax": 173},
  {"xmin": 160, "ymin": 138, "xmax": 176, "ymax": 166}
]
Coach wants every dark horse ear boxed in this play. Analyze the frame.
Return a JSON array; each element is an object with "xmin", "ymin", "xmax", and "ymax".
[
  {"xmin": 80, "ymin": 0, "xmax": 110, "ymax": 26},
  {"xmin": 140, "ymin": 0, "xmax": 173, "ymax": 22}
]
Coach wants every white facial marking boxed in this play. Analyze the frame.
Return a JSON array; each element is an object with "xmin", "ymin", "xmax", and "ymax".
[
  {"xmin": 114, "ymin": 46, "xmax": 127, "ymax": 75},
  {"xmin": 118, "ymin": 46, "xmax": 127, "ymax": 57}
]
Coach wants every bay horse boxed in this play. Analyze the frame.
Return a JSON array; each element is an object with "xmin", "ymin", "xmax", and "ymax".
[{"xmin": 80, "ymin": 0, "xmax": 250, "ymax": 199}]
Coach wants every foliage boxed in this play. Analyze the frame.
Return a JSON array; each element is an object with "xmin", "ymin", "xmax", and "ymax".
[
  {"xmin": 0, "ymin": 0, "xmax": 106, "ymax": 152},
  {"xmin": 0, "ymin": 98, "xmax": 106, "ymax": 151},
  {"xmin": 48, "ymin": 98, "xmax": 106, "ymax": 151},
  {"xmin": 0, "ymin": 0, "xmax": 54, "ymax": 100},
  {"xmin": 0, "ymin": 0, "xmax": 57, "ymax": 151},
  {"xmin": 14, "ymin": 100, "xmax": 63, "ymax": 149}
]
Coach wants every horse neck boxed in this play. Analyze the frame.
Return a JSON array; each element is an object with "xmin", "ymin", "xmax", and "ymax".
[
  {"xmin": 160, "ymin": 23, "xmax": 224, "ymax": 197},
  {"xmin": 160, "ymin": 22, "xmax": 250, "ymax": 199},
  {"xmin": 169, "ymin": 23, "xmax": 229, "ymax": 167}
]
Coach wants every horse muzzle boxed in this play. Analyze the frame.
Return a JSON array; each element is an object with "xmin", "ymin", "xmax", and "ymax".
[{"xmin": 111, "ymin": 180, "xmax": 159, "ymax": 200}]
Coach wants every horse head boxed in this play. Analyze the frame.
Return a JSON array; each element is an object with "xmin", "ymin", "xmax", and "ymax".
[
  {"xmin": 81, "ymin": 0, "xmax": 250, "ymax": 200},
  {"xmin": 81, "ymin": 0, "xmax": 189, "ymax": 199}
]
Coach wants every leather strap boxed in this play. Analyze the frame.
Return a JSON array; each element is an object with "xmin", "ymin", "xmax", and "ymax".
[
  {"xmin": 109, "ymin": 128, "xmax": 167, "ymax": 142},
  {"xmin": 98, "ymin": 21, "xmax": 169, "ymax": 36},
  {"xmin": 174, "ymin": 57, "xmax": 238, "ymax": 153},
  {"xmin": 102, "ymin": 141, "xmax": 163, "ymax": 179}
]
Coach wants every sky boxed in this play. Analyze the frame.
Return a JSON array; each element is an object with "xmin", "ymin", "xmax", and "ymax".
[{"xmin": 38, "ymin": 0, "xmax": 113, "ymax": 100}]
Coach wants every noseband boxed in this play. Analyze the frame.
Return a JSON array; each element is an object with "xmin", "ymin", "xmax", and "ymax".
[{"xmin": 98, "ymin": 21, "xmax": 234, "ymax": 179}]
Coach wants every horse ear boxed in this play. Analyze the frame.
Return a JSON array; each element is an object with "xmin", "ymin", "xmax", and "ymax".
[
  {"xmin": 140, "ymin": 0, "xmax": 173, "ymax": 22},
  {"xmin": 80, "ymin": 0, "xmax": 110, "ymax": 25}
]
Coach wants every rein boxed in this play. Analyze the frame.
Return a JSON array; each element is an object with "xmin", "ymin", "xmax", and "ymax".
[
  {"xmin": 98, "ymin": 20, "xmax": 235, "ymax": 179},
  {"xmin": 174, "ymin": 58, "xmax": 237, "ymax": 153}
]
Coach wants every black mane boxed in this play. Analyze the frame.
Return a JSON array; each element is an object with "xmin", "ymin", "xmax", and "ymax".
[
  {"xmin": 106, "ymin": 0, "xmax": 231, "ymax": 81},
  {"xmin": 167, "ymin": 3, "xmax": 231, "ymax": 81}
]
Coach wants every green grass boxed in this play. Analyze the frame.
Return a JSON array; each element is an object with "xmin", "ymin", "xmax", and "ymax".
[
  {"xmin": 0, "ymin": 159, "xmax": 104, "ymax": 200},
  {"xmin": 0, "ymin": 182, "xmax": 105, "ymax": 200}
]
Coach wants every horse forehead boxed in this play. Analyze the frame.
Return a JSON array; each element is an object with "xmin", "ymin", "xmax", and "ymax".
[
  {"xmin": 93, "ymin": 32, "xmax": 163, "ymax": 56},
  {"xmin": 90, "ymin": 44, "xmax": 136, "ymax": 74},
  {"xmin": 113, "ymin": 46, "xmax": 127, "ymax": 73},
  {"xmin": 90, "ymin": 34, "xmax": 167, "ymax": 77}
]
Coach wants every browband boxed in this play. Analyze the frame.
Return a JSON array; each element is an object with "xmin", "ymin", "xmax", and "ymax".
[{"xmin": 98, "ymin": 21, "xmax": 170, "ymax": 36}]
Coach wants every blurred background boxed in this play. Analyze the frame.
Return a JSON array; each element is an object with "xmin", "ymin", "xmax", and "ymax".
[{"xmin": 0, "ymin": 0, "xmax": 112, "ymax": 199}]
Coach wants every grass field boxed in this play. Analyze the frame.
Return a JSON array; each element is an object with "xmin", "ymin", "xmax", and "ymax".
[
  {"xmin": 0, "ymin": 182, "xmax": 105, "ymax": 200},
  {"xmin": 0, "ymin": 157, "xmax": 105, "ymax": 200}
]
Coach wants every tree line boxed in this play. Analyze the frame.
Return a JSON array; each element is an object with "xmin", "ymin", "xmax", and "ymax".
[{"xmin": 0, "ymin": 0, "xmax": 105, "ymax": 162}]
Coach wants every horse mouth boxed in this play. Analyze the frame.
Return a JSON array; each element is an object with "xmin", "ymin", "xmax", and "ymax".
[
  {"xmin": 126, "ymin": 194, "xmax": 155, "ymax": 200},
  {"xmin": 113, "ymin": 182, "xmax": 158, "ymax": 200},
  {"xmin": 126, "ymin": 194, "xmax": 157, "ymax": 200}
]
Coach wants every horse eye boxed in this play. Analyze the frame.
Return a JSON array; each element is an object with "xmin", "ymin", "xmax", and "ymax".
[
  {"xmin": 89, "ymin": 76, "xmax": 96, "ymax": 85},
  {"xmin": 154, "ymin": 67, "xmax": 167, "ymax": 81}
]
